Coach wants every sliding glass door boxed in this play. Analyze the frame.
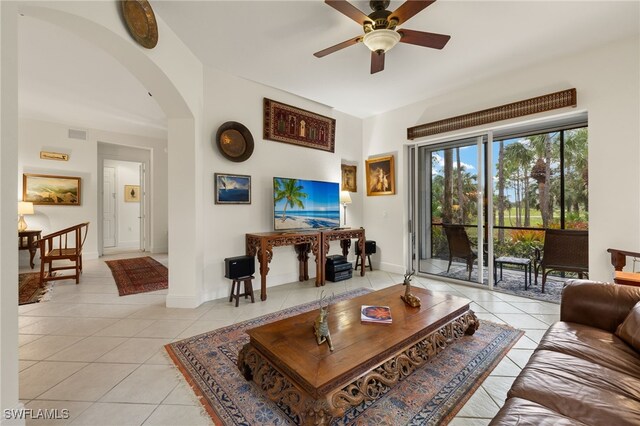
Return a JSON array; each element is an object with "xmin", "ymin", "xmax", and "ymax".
[{"xmin": 413, "ymin": 133, "xmax": 493, "ymax": 287}]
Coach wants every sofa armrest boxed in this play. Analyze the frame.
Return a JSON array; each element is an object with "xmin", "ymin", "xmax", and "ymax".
[{"xmin": 561, "ymin": 280, "xmax": 640, "ymax": 333}]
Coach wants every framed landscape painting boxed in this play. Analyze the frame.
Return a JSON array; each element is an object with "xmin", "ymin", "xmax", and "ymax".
[
  {"xmin": 23, "ymin": 173, "xmax": 81, "ymax": 205},
  {"xmin": 215, "ymin": 173, "xmax": 251, "ymax": 204},
  {"xmin": 365, "ymin": 155, "xmax": 395, "ymax": 196}
]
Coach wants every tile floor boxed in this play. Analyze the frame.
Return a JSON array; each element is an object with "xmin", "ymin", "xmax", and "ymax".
[{"xmin": 18, "ymin": 252, "xmax": 559, "ymax": 425}]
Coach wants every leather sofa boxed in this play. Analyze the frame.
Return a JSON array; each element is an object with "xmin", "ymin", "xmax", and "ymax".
[{"xmin": 490, "ymin": 280, "xmax": 640, "ymax": 425}]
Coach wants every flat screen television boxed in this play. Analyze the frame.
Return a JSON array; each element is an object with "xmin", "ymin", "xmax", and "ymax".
[{"xmin": 273, "ymin": 177, "xmax": 340, "ymax": 231}]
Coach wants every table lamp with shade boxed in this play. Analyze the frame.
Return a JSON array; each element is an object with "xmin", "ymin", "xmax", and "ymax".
[
  {"xmin": 17, "ymin": 201, "xmax": 34, "ymax": 232},
  {"xmin": 340, "ymin": 191, "xmax": 352, "ymax": 226}
]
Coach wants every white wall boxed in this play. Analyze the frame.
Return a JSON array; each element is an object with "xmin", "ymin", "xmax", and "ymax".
[
  {"xmin": 363, "ymin": 36, "xmax": 640, "ymax": 281},
  {"xmin": 103, "ymin": 159, "xmax": 140, "ymax": 249},
  {"xmin": 18, "ymin": 118, "xmax": 167, "ymax": 267},
  {"xmin": 202, "ymin": 67, "xmax": 364, "ymax": 301}
]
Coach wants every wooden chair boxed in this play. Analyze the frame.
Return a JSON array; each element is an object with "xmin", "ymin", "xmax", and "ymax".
[
  {"xmin": 534, "ymin": 229, "xmax": 588, "ymax": 293},
  {"xmin": 37, "ymin": 222, "xmax": 89, "ymax": 285},
  {"xmin": 442, "ymin": 223, "xmax": 478, "ymax": 280}
]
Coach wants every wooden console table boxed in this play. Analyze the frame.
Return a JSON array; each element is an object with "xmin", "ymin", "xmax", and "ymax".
[
  {"xmin": 246, "ymin": 231, "xmax": 322, "ymax": 301},
  {"xmin": 321, "ymin": 228, "xmax": 366, "ymax": 284},
  {"xmin": 19, "ymin": 229, "xmax": 41, "ymax": 269},
  {"xmin": 607, "ymin": 248, "xmax": 640, "ymax": 287}
]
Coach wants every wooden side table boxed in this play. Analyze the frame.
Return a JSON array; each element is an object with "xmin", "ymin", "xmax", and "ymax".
[{"xmin": 18, "ymin": 229, "xmax": 41, "ymax": 269}]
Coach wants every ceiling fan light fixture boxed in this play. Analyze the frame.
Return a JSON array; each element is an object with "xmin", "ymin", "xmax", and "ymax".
[{"xmin": 363, "ymin": 29, "xmax": 401, "ymax": 53}]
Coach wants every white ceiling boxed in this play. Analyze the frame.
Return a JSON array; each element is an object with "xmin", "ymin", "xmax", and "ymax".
[{"xmin": 18, "ymin": 1, "xmax": 640, "ymax": 137}]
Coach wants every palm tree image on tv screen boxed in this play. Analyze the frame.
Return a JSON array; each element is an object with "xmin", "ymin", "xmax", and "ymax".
[{"xmin": 273, "ymin": 177, "xmax": 340, "ymax": 230}]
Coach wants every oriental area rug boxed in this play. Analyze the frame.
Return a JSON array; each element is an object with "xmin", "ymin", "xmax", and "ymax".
[
  {"xmin": 105, "ymin": 256, "xmax": 168, "ymax": 296},
  {"xmin": 18, "ymin": 272, "xmax": 48, "ymax": 305},
  {"xmin": 166, "ymin": 288, "xmax": 523, "ymax": 425}
]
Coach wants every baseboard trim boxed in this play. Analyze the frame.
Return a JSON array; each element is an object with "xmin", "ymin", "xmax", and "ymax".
[{"xmin": 378, "ymin": 261, "xmax": 406, "ymax": 275}]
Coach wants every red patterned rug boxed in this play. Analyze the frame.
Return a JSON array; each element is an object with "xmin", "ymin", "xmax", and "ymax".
[
  {"xmin": 19, "ymin": 272, "xmax": 47, "ymax": 305},
  {"xmin": 105, "ymin": 256, "xmax": 168, "ymax": 296},
  {"xmin": 166, "ymin": 288, "xmax": 523, "ymax": 425}
]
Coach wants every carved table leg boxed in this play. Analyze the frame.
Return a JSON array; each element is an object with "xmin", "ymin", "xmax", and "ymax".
[
  {"xmin": 295, "ymin": 243, "xmax": 310, "ymax": 281},
  {"xmin": 340, "ymin": 239, "xmax": 351, "ymax": 257}
]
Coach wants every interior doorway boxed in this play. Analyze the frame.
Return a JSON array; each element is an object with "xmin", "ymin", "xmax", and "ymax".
[{"xmin": 102, "ymin": 159, "xmax": 145, "ymax": 253}]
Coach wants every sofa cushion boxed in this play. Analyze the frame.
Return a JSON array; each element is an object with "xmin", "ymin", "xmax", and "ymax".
[
  {"xmin": 506, "ymin": 349, "xmax": 640, "ymax": 426},
  {"xmin": 489, "ymin": 397, "xmax": 588, "ymax": 426},
  {"xmin": 537, "ymin": 321, "xmax": 640, "ymax": 379},
  {"xmin": 616, "ymin": 301, "xmax": 640, "ymax": 352}
]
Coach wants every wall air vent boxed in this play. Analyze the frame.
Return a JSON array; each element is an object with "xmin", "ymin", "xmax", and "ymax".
[{"xmin": 68, "ymin": 129, "xmax": 87, "ymax": 140}]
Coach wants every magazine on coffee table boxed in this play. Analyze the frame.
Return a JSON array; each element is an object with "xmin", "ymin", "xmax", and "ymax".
[{"xmin": 361, "ymin": 305, "xmax": 392, "ymax": 324}]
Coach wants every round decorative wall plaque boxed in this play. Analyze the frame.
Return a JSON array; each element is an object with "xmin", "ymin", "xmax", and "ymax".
[
  {"xmin": 121, "ymin": 0, "xmax": 158, "ymax": 49},
  {"xmin": 215, "ymin": 122, "xmax": 254, "ymax": 162}
]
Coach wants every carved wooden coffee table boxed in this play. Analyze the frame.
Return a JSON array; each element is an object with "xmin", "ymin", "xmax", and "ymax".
[{"xmin": 237, "ymin": 284, "xmax": 479, "ymax": 425}]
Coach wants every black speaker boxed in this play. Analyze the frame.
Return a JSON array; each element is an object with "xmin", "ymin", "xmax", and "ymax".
[
  {"xmin": 224, "ymin": 255, "xmax": 255, "ymax": 279},
  {"xmin": 356, "ymin": 240, "xmax": 377, "ymax": 255}
]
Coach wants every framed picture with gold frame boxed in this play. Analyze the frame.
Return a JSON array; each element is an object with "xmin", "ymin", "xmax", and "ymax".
[
  {"xmin": 23, "ymin": 173, "xmax": 81, "ymax": 205},
  {"xmin": 341, "ymin": 164, "xmax": 357, "ymax": 192},
  {"xmin": 124, "ymin": 185, "xmax": 140, "ymax": 202},
  {"xmin": 365, "ymin": 155, "xmax": 395, "ymax": 196}
]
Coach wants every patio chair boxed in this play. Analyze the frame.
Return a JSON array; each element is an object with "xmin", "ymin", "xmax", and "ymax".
[
  {"xmin": 37, "ymin": 222, "xmax": 90, "ymax": 285},
  {"xmin": 534, "ymin": 229, "xmax": 588, "ymax": 293},
  {"xmin": 443, "ymin": 223, "xmax": 478, "ymax": 280}
]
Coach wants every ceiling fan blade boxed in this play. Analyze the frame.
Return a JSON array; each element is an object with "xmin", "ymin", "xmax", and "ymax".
[
  {"xmin": 390, "ymin": 0, "xmax": 436, "ymax": 25},
  {"xmin": 371, "ymin": 51, "xmax": 385, "ymax": 74},
  {"xmin": 325, "ymin": 0, "xmax": 371, "ymax": 25},
  {"xmin": 314, "ymin": 36, "xmax": 362, "ymax": 58},
  {"xmin": 398, "ymin": 28, "xmax": 450, "ymax": 49}
]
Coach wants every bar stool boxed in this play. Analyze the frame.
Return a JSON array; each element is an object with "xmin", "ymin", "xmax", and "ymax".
[
  {"xmin": 229, "ymin": 275, "xmax": 255, "ymax": 307},
  {"xmin": 355, "ymin": 240, "xmax": 376, "ymax": 271}
]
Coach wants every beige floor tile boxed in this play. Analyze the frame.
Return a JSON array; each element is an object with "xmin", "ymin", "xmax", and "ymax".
[
  {"xmin": 511, "ymin": 335, "xmax": 538, "ymax": 350},
  {"xmin": 100, "ymin": 365, "xmax": 179, "ymax": 404},
  {"xmin": 508, "ymin": 301, "xmax": 560, "ymax": 315},
  {"xmin": 93, "ymin": 318, "xmax": 156, "ymax": 337},
  {"xmin": 482, "ymin": 376, "xmax": 517, "ymax": 406},
  {"xmin": 474, "ymin": 313, "xmax": 506, "ymax": 325},
  {"xmin": 20, "ymin": 335, "xmax": 85, "ymax": 360},
  {"xmin": 493, "ymin": 313, "xmax": 550, "ymax": 330},
  {"xmin": 489, "ymin": 357, "xmax": 522, "ymax": 377},
  {"xmin": 134, "ymin": 320, "xmax": 194, "ymax": 339},
  {"xmin": 524, "ymin": 329, "xmax": 547, "ymax": 343},
  {"xmin": 46, "ymin": 337, "xmax": 128, "ymax": 362},
  {"xmin": 474, "ymin": 301, "xmax": 524, "ymax": 314},
  {"xmin": 144, "ymin": 349, "xmax": 173, "ymax": 365},
  {"xmin": 96, "ymin": 338, "xmax": 170, "ymax": 364},
  {"xmin": 449, "ymin": 418, "xmax": 492, "ymax": 426},
  {"xmin": 19, "ymin": 316, "xmax": 48, "ymax": 328},
  {"xmin": 24, "ymin": 400, "xmax": 92, "ymax": 425},
  {"xmin": 20, "ymin": 361, "xmax": 88, "ymax": 400},
  {"xmin": 19, "ymin": 360, "xmax": 38, "ymax": 372},
  {"xmin": 38, "ymin": 363, "xmax": 138, "ymax": 401},
  {"xmin": 176, "ymin": 320, "xmax": 232, "ymax": 338},
  {"xmin": 62, "ymin": 303, "xmax": 142, "ymax": 318},
  {"xmin": 142, "ymin": 404, "xmax": 212, "ymax": 425},
  {"xmin": 19, "ymin": 334, "xmax": 44, "ymax": 347},
  {"xmin": 506, "ymin": 348, "xmax": 535, "ymax": 369},
  {"xmin": 127, "ymin": 305, "xmax": 210, "ymax": 320},
  {"xmin": 69, "ymin": 402, "xmax": 155, "ymax": 426},
  {"xmin": 20, "ymin": 317, "xmax": 118, "ymax": 336},
  {"xmin": 456, "ymin": 387, "xmax": 501, "ymax": 418},
  {"xmin": 162, "ymin": 383, "xmax": 199, "ymax": 406},
  {"xmin": 531, "ymin": 313, "xmax": 560, "ymax": 325}
]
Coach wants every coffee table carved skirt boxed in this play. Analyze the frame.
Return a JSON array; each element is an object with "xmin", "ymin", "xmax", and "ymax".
[{"xmin": 237, "ymin": 285, "xmax": 479, "ymax": 425}]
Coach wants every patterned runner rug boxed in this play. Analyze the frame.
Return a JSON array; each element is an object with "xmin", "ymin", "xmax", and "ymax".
[
  {"xmin": 105, "ymin": 256, "xmax": 168, "ymax": 296},
  {"xmin": 166, "ymin": 287, "xmax": 523, "ymax": 425},
  {"xmin": 19, "ymin": 272, "xmax": 47, "ymax": 305}
]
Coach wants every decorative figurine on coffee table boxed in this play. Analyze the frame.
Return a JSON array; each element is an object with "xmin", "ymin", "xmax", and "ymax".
[
  {"xmin": 401, "ymin": 270, "xmax": 421, "ymax": 308},
  {"xmin": 314, "ymin": 292, "xmax": 334, "ymax": 351}
]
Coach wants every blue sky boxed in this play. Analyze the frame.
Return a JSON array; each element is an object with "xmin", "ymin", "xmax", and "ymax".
[{"xmin": 274, "ymin": 178, "xmax": 339, "ymax": 212}]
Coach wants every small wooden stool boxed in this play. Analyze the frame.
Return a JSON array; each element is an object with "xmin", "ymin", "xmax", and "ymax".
[{"xmin": 229, "ymin": 275, "xmax": 255, "ymax": 307}]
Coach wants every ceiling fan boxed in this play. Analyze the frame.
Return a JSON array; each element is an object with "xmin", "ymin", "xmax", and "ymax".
[{"xmin": 314, "ymin": 0, "xmax": 451, "ymax": 74}]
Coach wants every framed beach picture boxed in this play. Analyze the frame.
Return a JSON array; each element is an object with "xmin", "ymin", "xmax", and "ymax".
[
  {"xmin": 215, "ymin": 173, "xmax": 251, "ymax": 204},
  {"xmin": 365, "ymin": 155, "xmax": 395, "ymax": 196},
  {"xmin": 341, "ymin": 164, "xmax": 357, "ymax": 192},
  {"xmin": 23, "ymin": 173, "xmax": 81, "ymax": 206},
  {"xmin": 124, "ymin": 185, "xmax": 140, "ymax": 202}
]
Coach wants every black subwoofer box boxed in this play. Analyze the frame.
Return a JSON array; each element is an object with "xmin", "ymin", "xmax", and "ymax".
[
  {"xmin": 327, "ymin": 268, "xmax": 352, "ymax": 282},
  {"xmin": 224, "ymin": 255, "xmax": 255, "ymax": 279}
]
